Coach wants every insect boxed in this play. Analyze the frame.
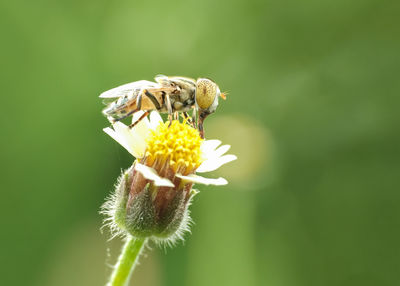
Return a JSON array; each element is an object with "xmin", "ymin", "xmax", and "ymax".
[{"xmin": 100, "ymin": 75, "xmax": 226, "ymax": 138}]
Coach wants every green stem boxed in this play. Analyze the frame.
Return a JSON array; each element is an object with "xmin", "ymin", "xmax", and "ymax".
[{"xmin": 107, "ymin": 236, "xmax": 147, "ymax": 286}]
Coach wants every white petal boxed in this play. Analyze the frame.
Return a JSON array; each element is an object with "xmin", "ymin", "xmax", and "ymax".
[
  {"xmin": 103, "ymin": 127, "xmax": 134, "ymax": 155},
  {"xmin": 197, "ymin": 154, "xmax": 237, "ymax": 173},
  {"xmin": 200, "ymin": 139, "xmax": 221, "ymax": 157},
  {"xmin": 176, "ymin": 174, "xmax": 228, "ymax": 185},
  {"xmin": 131, "ymin": 111, "xmax": 151, "ymax": 140},
  {"xmin": 149, "ymin": 111, "xmax": 163, "ymax": 130},
  {"xmin": 103, "ymin": 122, "xmax": 147, "ymax": 158},
  {"xmin": 112, "ymin": 122, "xmax": 146, "ymax": 158},
  {"xmin": 135, "ymin": 163, "xmax": 175, "ymax": 187},
  {"xmin": 212, "ymin": 144, "xmax": 231, "ymax": 159}
]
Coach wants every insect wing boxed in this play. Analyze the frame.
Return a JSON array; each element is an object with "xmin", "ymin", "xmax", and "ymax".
[
  {"xmin": 155, "ymin": 75, "xmax": 195, "ymax": 87},
  {"xmin": 99, "ymin": 80, "xmax": 157, "ymax": 98}
]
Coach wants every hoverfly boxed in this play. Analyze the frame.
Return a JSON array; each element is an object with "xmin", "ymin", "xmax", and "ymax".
[{"xmin": 99, "ymin": 75, "xmax": 226, "ymax": 138}]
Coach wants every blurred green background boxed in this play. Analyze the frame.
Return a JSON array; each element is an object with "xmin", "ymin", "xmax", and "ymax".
[{"xmin": 1, "ymin": 0, "xmax": 399, "ymax": 285}]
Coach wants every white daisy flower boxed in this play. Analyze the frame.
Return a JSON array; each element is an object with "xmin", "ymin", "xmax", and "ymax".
[
  {"xmin": 103, "ymin": 111, "xmax": 237, "ymax": 187},
  {"xmin": 102, "ymin": 111, "xmax": 236, "ymax": 243}
]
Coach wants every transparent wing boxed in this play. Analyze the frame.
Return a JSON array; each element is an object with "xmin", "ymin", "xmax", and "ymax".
[
  {"xmin": 101, "ymin": 97, "xmax": 117, "ymax": 105},
  {"xmin": 155, "ymin": 75, "xmax": 196, "ymax": 90},
  {"xmin": 99, "ymin": 80, "xmax": 158, "ymax": 98}
]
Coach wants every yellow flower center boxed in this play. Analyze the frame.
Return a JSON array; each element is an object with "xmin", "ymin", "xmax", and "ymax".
[{"xmin": 145, "ymin": 120, "xmax": 203, "ymax": 174}]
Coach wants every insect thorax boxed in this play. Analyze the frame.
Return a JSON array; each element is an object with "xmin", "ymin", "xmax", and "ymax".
[{"xmin": 165, "ymin": 78, "xmax": 196, "ymax": 112}]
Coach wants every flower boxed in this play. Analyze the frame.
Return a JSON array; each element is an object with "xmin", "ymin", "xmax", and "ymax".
[
  {"xmin": 104, "ymin": 111, "xmax": 237, "ymax": 185},
  {"xmin": 102, "ymin": 111, "xmax": 236, "ymax": 243}
]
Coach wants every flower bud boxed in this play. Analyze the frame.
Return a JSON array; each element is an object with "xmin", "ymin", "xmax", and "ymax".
[{"xmin": 104, "ymin": 162, "xmax": 197, "ymax": 242}]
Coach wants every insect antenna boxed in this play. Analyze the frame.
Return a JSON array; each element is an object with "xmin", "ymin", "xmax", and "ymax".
[{"xmin": 220, "ymin": 92, "xmax": 228, "ymax": 100}]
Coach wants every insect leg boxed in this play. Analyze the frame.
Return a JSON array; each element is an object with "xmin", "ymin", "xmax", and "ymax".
[
  {"xmin": 192, "ymin": 107, "xmax": 197, "ymax": 128},
  {"xmin": 174, "ymin": 112, "xmax": 179, "ymax": 120},
  {"xmin": 165, "ymin": 93, "xmax": 173, "ymax": 126},
  {"xmin": 134, "ymin": 92, "xmax": 143, "ymax": 111},
  {"xmin": 129, "ymin": 111, "xmax": 149, "ymax": 129},
  {"xmin": 182, "ymin": 112, "xmax": 195, "ymax": 128},
  {"xmin": 198, "ymin": 111, "xmax": 210, "ymax": 139},
  {"xmin": 143, "ymin": 89, "xmax": 161, "ymax": 110},
  {"xmin": 107, "ymin": 116, "xmax": 117, "ymax": 124}
]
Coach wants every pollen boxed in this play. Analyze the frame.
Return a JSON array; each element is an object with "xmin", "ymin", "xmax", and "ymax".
[{"xmin": 145, "ymin": 120, "xmax": 203, "ymax": 174}]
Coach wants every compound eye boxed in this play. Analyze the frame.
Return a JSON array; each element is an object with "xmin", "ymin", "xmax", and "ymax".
[{"xmin": 195, "ymin": 78, "xmax": 217, "ymax": 110}]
